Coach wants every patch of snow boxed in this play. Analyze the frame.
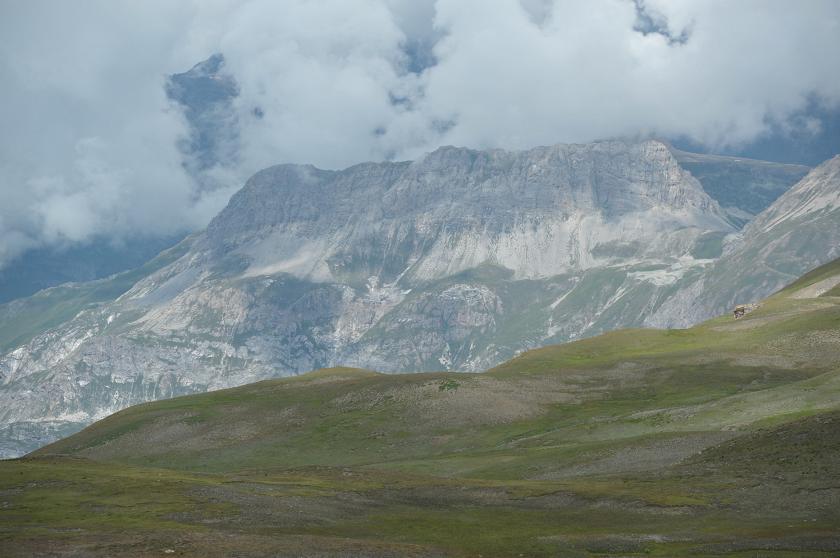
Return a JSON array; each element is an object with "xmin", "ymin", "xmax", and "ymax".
[{"xmin": 629, "ymin": 268, "xmax": 681, "ymax": 286}]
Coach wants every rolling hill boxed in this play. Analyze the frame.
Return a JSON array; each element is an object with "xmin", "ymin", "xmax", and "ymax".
[{"xmin": 2, "ymin": 257, "xmax": 840, "ymax": 556}]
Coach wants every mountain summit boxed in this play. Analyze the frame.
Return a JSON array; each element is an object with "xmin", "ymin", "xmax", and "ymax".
[{"xmin": 201, "ymin": 140, "xmax": 729, "ymax": 282}]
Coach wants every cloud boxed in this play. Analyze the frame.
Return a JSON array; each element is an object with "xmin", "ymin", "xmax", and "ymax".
[
  {"xmin": 0, "ymin": 1, "xmax": 207, "ymax": 266},
  {"xmin": 418, "ymin": 0, "xmax": 840, "ymax": 152},
  {"xmin": 1, "ymin": 0, "xmax": 839, "ymax": 268}
]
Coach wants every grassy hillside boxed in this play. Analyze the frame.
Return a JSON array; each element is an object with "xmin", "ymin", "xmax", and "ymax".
[{"xmin": 2, "ymin": 259, "xmax": 840, "ymax": 556}]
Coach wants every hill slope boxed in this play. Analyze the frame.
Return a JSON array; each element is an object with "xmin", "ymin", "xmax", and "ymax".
[{"xmin": 2, "ymin": 258, "xmax": 839, "ymax": 556}]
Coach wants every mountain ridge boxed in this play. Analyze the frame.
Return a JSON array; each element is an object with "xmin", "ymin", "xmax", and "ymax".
[
  {"xmin": 0, "ymin": 139, "xmax": 833, "ymax": 458},
  {"xmin": 201, "ymin": 139, "xmax": 729, "ymax": 283}
]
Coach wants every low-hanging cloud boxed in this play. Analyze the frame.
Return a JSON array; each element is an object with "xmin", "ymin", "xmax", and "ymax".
[
  {"xmin": 0, "ymin": 2, "xmax": 206, "ymax": 266},
  {"xmin": 1, "ymin": 0, "xmax": 839, "ymax": 268}
]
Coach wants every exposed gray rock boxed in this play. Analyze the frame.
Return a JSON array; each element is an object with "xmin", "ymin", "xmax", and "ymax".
[
  {"xmin": 2, "ymin": 139, "xmax": 822, "ymax": 458},
  {"xmin": 648, "ymin": 155, "xmax": 840, "ymax": 328},
  {"xmin": 670, "ymin": 148, "xmax": 810, "ymax": 226}
]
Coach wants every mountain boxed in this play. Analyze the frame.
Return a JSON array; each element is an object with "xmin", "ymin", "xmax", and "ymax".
[
  {"xmin": 4, "ymin": 258, "xmax": 840, "ymax": 556},
  {"xmin": 649, "ymin": 154, "xmax": 840, "ymax": 327},
  {"xmin": 669, "ymin": 147, "xmax": 810, "ymax": 226},
  {"xmin": 0, "ymin": 139, "xmax": 747, "ymax": 456},
  {"xmin": 0, "ymin": 241, "xmax": 194, "ymax": 456},
  {"xmin": 0, "ymin": 140, "xmax": 831, "ymax": 459},
  {"xmin": 165, "ymin": 53, "xmax": 239, "ymax": 174}
]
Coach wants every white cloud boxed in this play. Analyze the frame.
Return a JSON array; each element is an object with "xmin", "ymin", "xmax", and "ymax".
[
  {"xmin": 418, "ymin": 0, "xmax": 840, "ymax": 152},
  {"xmin": 1, "ymin": 0, "xmax": 839, "ymax": 268},
  {"xmin": 218, "ymin": 0, "xmax": 410, "ymax": 170},
  {"xmin": 0, "ymin": 1, "xmax": 205, "ymax": 265}
]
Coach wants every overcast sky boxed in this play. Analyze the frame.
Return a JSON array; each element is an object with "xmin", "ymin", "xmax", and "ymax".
[{"xmin": 1, "ymin": 0, "xmax": 840, "ymax": 268}]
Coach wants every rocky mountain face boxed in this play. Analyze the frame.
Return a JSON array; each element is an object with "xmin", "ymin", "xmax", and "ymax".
[
  {"xmin": 648, "ymin": 155, "xmax": 840, "ymax": 328},
  {"xmin": 669, "ymin": 148, "xmax": 810, "ymax": 226},
  {"xmin": 0, "ymin": 139, "xmax": 829, "ymax": 458},
  {"xmin": 205, "ymin": 141, "xmax": 728, "ymax": 278}
]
